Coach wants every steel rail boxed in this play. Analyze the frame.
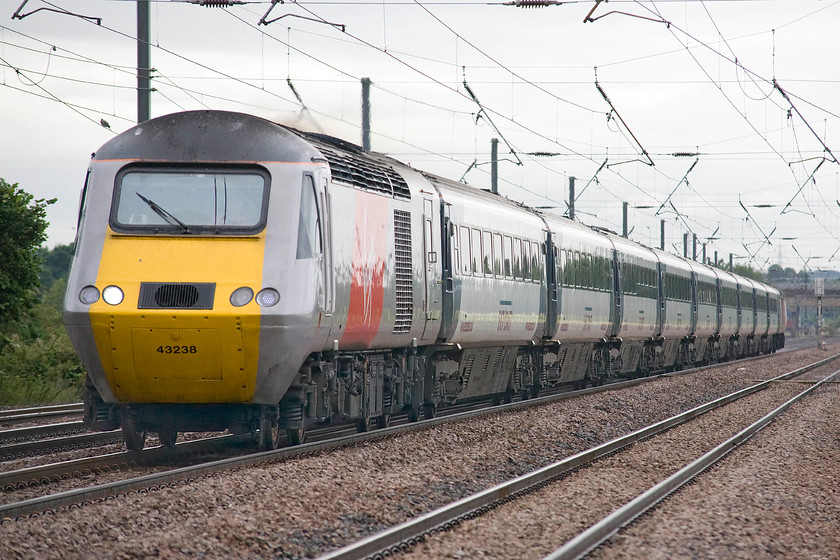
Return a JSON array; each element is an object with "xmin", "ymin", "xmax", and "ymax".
[
  {"xmin": 0, "ymin": 403, "xmax": 83, "ymax": 419},
  {"xmin": 0, "ymin": 350, "xmax": 819, "ymax": 522},
  {"xmin": 0, "ymin": 404, "xmax": 84, "ymax": 424},
  {"xmin": 313, "ymin": 353, "xmax": 840, "ymax": 560},
  {"xmin": 0, "ymin": 434, "xmax": 245, "ymax": 493},
  {"xmin": 544, "ymin": 367, "xmax": 840, "ymax": 560},
  {"xmin": 0, "ymin": 421, "xmax": 89, "ymax": 445},
  {"xmin": 0, "ymin": 431, "xmax": 122, "ymax": 461}
]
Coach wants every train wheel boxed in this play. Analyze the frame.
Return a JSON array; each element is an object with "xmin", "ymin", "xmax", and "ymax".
[
  {"xmin": 502, "ymin": 388, "xmax": 514, "ymax": 404},
  {"xmin": 530, "ymin": 385, "xmax": 541, "ymax": 399},
  {"xmin": 423, "ymin": 403, "xmax": 437, "ymax": 420},
  {"xmin": 158, "ymin": 430, "xmax": 177, "ymax": 448},
  {"xmin": 376, "ymin": 414, "xmax": 391, "ymax": 429},
  {"xmin": 520, "ymin": 389, "xmax": 530, "ymax": 401},
  {"xmin": 259, "ymin": 415, "xmax": 281, "ymax": 451},
  {"xmin": 286, "ymin": 427, "xmax": 306, "ymax": 446},
  {"xmin": 122, "ymin": 417, "xmax": 147, "ymax": 452},
  {"xmin": 356, "ymin": 417, "xmax": 371, "ymax": 433}
]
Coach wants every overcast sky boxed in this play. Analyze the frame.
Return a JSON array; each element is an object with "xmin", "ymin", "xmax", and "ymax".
[{"xmin": 2, "ymin": 0, "xmax": 840, "ymax": 271}]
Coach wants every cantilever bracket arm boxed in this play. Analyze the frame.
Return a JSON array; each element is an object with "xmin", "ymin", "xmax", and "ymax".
[
  {"xmin": 595, "ymin": 73, "xmax": 654, "ymax": 167},
  {"xmin": 12, "ymin": 0, "xmax": 101, "ymax": 25},
  {"xmin": 584, "ymin": 0, "xmax": 670, "ymax": 25},
  {"xmin": 259, "ymin": 1, "xmax": 345, "ymax": 31}
]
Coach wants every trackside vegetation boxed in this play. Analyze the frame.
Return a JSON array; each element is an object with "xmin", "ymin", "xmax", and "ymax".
[{"xmin": 0, "ymin": 178, "xmax": 83, "ymax": 405}]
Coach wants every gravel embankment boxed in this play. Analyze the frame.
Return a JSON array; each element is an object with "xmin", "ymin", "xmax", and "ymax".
[
  {"xmin": 397, "ymin": 361, "xmax": 839, "ymax": 559},
  {"xmin": 0, "ymin": 347, "xmax": 835, "ymax": 559},
  {"xmin": 591, "ymin": 370, "xmax": 840, "ymax": 560}
]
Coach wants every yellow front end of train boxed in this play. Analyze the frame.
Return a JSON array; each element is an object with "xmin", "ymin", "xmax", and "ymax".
[{"xmin": 88, "ymin": 234, "xmax": 265, "ymax": 404}]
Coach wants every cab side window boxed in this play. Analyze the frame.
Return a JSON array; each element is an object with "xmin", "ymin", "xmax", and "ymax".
[{"xmin": 296, "ymin": 175, "xmax": 322, "ymax": 259}]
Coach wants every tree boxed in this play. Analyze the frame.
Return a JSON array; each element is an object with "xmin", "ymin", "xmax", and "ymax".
[
  {"xmin": 38, "ymin": 243, "xmax": 74, "ymax": 291},
  {"xmin": 0, "ymin": 179, "xmax": 55, "ymax": 329},
  {"xmin": 731, "ymin": 264, "xmax": 767, "ymax": 282}
]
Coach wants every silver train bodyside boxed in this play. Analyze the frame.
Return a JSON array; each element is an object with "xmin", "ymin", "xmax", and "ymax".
[{"xmin": 64, "ymin": 111, "xmax": 786, "ymax": 449}]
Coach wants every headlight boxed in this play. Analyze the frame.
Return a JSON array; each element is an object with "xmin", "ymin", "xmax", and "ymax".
[
  {"xmin": 230, "ymin": 287, "xmax": 254, "ymax": 307},
  {"xmin": 102, "ymin": 285, "xmax": 124, "ymax": 305},
  {"xmin": 255, "ymin": 288, "xmax": 280, "ymax": 307},
  {"xmin": 79, "ymin": 285, "xmax": 100, "ymax": 304}
]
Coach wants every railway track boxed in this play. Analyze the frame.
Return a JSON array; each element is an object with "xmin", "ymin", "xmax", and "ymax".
[
  {"xmin": 2, "ymin": 346, "xmax": 836, "ymax": 560},
  {"xmin": 0, "ymin": 403, "xmax": 83, "ymax": 426},
  {"xmin": 0, "ymin": 421, "xmax": 92, "ymax": 446},
  {"xmin": 0, "ymin": 348, "xmax": 824, "ymax": 518},
  {"xmin": 543, "ymin": 366, "xmax": 839, "ymax": 559},
  {"xmin": 0, "ymin": 348, "xmax": 821, "ymax": 523},
  {"xmin": 0, "ymin": 430, "xmax": 122, "ymax": 462},
  {"xmin": 0, "ymin": 399, "xmax": 497, "ymax": 505},
  {"xmin": 313, "ymin": 353, "xmax": 839, "ymax": 560}
]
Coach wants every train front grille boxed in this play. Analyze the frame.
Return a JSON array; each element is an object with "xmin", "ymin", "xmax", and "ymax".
[{"xmin": 138, "ymin": 282, "xmax": 216, "ymax": 309}]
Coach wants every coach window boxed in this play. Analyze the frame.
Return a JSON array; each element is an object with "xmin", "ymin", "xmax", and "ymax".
[
  {"xmin": 561, "ymin": 250, "xmax": 570, "ymax": 287},
  {"xmin": 513, "ymin": 238, "xmax": 523, "ymax": 279},
  {"xmin": 584, "ymin": 253, "xmax": 592, "ymax": 288},
  {"xmin": 493, "ymin": 233, "xmax": 503, "ymax": 276},
  {"xmin": 531, "ymin": 241, "xmax": 541, "ymax": 281},
  {"xmin": 522, "ymin": 241, "xmax": 532, "ymax": 281},
  {"xmin": 557, "ymin": 249, "xmax": 565, "ymax": 287},
  {"xmin": 452, "ymin": 225, "xmax": 461, "ymax": 275},
  {"xmin": 597, "ymin": 256, "xmax": 604, "ymax": 291},
  {"xmin": 504, "ymin": 236, "xmax": 513, "ymax": 278},
  {"xmin": 460, "ymin": 226, "xmax": 472, "ymax": 275},
  {"xmin": 297, "ymin": 175, "xmax": 322, "ymax": 259},
  {"xmin": 483, "ymin": 231, "xmax": 493, "ymax": 276},
  {"xmin": 472, "ymin": 228, "xmax": 483, "ymax": 276}
]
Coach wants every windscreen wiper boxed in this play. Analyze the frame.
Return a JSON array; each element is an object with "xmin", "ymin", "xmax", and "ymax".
[{"xmin": 136, "ymin": 193, "xmax": 189, "ymax": 232}]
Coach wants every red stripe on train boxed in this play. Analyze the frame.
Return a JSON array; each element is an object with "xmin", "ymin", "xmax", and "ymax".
[{"xmin": 340, "ymin": 193, "xmax": 388, "ymax": 348}]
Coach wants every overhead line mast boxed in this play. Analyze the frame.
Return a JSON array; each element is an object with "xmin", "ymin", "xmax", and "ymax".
[{"xmin": 137, "ymin": 0, "xmax": 150, "ymax": 123}]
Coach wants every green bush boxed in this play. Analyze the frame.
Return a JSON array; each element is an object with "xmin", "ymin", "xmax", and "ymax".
[
  {"xmin": 0, "ymin": 273, "xmax": 86, "ymax": 405},
  {"xmin": 0, "ymin": 329, "xmax": 84, "ymax": 405}
]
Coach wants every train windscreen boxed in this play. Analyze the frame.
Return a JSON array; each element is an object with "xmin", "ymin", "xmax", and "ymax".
[{"xmin": 111, "ymin": 167, "xmax": 268, "ymax": 234}]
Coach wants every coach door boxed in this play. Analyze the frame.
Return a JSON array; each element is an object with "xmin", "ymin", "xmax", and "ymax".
[
  {"xmin": 421, "ymin": 195, "xmax": 441, "ymax": 341},
  {"xmin": 319, "ymin": 176, "xmax": 333, "ymax": 318},
  {"xmin": 544, "ymin": 231, "xmax": 558, "ymax": 338},
  {"xmin": 690, "ymin": 272, "xmax": 699, "ymax": 334},
  {"xmin": 609, "ymin": 250, "xmax": 623, "ymax": 338}
]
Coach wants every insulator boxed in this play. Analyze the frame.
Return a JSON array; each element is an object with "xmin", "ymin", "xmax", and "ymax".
[
  {"xmin": 512, "ymin": 0, "xmax": 560, "ymax": 8},
  {"xmin": 198, "ymin": 0, "xmax": 232, "ymax": 7}
]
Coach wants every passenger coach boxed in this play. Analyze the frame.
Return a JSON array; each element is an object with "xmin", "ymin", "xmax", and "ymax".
[{"xmin": 64, "ymin": 110, "xmax": 785, "ymax": 450}]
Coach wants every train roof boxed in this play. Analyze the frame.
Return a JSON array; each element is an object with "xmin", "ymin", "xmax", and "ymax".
[
  {"xmin": 94, "ymin": 110, "xmax": 321, "ymax": 163},
  {"xmin": 651, "ymin": 247, "xmax": 693, "ymax": 274},
  {"xmin": 715, "ymin": 267, "xmax": 740, "ymax": 287},
  {"xmin": 96, "ymin": 111, "xmax": 783, "ymax": 301}
]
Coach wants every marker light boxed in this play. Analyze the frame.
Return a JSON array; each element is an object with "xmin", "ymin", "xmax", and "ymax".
[
  {"xmin": 79, "ymin": 286, "xmax": 100, "ymax": 305},
  {"xmin": 230, "ymin": 287, "xmax": 254, "ymax": 307},
  {"xmin": 102, "ymin": 285, "xmax": 124, "ymax": 305},
  {"xmin": 255, "ymin": 288, "xmax": 280, "ymax": 307}
]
